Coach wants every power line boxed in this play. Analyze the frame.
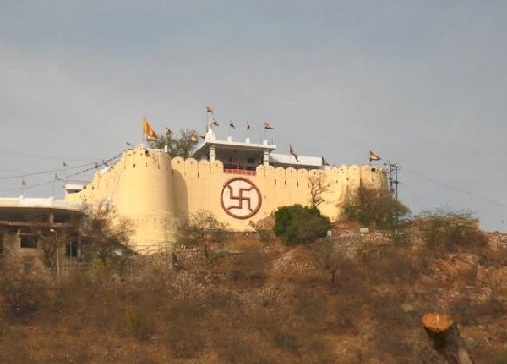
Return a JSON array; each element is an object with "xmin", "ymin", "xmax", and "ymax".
[
  {"xmin": 402, "ymin": 167, "xmax": 507, "ymax": 209},
  {"xmin": 0, "ymin": 152, "xmax": 123, "ymax": 182}
]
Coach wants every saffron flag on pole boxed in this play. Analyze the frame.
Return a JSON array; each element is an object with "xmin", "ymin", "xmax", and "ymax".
[
  {"xmin": 369, "ymin": 150, "xmax": 381, "ymax": 162},
  {"xmin": 142, "ymin": 118, "xmax": 157, "ymax": 139},
  {"xmin": 264, "ymin": 122, "xmax": 274, "ymax": 130}
]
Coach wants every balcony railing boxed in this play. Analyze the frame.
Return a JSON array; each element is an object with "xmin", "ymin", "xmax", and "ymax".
[{"xmin": 224, "ymin": 168, "xmax": 256, "ymax": 176}]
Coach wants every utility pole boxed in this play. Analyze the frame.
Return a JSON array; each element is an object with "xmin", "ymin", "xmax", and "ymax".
[
  {"xmin": 50, "ymin": 229, "xmax": 60, "ymax": 280},
  {"xmin": 385, "ymin": 162, "xmax": 401, "ymax": 232},
  {"xmin": 385, "ymin": 162, "xmax": 400, "ymax": 201}
]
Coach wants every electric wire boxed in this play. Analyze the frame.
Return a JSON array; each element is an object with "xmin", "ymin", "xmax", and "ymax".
[
  {"xmin": 0, "ymin": 152, "xmax": 123, "ymax": 193},
  {"xmin": 401, "ymin": 166, "xmax": 507, "ymax": 209}
]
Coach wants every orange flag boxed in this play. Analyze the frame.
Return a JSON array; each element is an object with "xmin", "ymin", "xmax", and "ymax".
[{"xmin": 143, "ymin": 118, "xmax": 157, "ymax": 139}]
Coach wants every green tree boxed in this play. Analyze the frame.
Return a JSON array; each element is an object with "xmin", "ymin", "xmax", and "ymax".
[
  {"xmin": 416, "ymin": 208, "xmax": 487, "ymax": 252},
  {"xmin": 274, "ymin": 205, "xmax": 330, "ymax": 246},
  {"xmin": 149, "ymin": 128, "xmax": 199, "ymax": 158},
  {"xmin": 342, "ymin": 185, "xmax": 410, "ymax": 230}
]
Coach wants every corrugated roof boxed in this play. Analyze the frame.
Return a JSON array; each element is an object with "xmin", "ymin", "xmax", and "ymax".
[{"xmin": 269, "ymin": 153, "xmax": 323, "ymax": 168}]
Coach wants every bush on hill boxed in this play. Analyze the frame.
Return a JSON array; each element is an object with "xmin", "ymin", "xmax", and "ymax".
[
  {"xmin": 342, "ymin": 185, "xmax": 410, "ymax": 230},
  {"xmin": 415, "ymin": 208, "xmax": 488, "ymax": 252},
  {"xmin": 274, "ymin": 204, "xmax": 330, "ymax": 246}
]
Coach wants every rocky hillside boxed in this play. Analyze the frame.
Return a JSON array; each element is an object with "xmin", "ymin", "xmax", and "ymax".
[{"xmin": 0, "ymin": 222, "xmax": 506, "ymax": 363}]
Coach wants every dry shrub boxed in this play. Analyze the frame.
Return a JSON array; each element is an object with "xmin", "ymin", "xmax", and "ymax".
[
  {"xmin": 0, "ymin": 262, "xmax": 50, "ymax": 320},
  {"xmin": 216, "ymin": 333, "xmax": 273, "ymax": 364},
  {"xmin": 453, "ymin": 296, "xmax": 506, "ymax": 326},
  {"xmin": 363, "ymin": 246, "xmax": 426, "ymax": 285},
  {"xmin": 0, "ymin": 306, "xmax": 6, "ymax": 336},
  {"xmin": 125, "ymin": 307, "xmax": 153, "ymax": 340}
]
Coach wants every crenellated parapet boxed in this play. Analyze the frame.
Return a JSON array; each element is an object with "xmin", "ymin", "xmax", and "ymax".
[{"xmin": 66, "ymin": 146, "xmax": 388, "ymax": 253}]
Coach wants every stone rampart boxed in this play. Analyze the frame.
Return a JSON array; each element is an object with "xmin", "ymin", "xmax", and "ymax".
[{"xmin": 67, "ymin": 146, "xmax": 387, "ymax": 252}]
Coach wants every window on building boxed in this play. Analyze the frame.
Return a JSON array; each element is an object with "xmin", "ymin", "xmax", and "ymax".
[
  {"xmin": 20, "ymin": 234, "xmax": 38, "ymax": 249},
  {"xmin": 66, "ymin": 240, "xmax": 79, "ymax": 257}
]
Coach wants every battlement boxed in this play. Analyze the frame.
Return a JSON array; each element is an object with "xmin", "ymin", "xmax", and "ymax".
[{"xmin": 66, "ymin": 146, "xmax": 388, "ymax": 252}]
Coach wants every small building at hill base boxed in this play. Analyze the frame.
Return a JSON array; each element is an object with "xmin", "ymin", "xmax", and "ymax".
[{"xmin": 0, "ymin": 196, "xmax": 84, "ymax": 264}]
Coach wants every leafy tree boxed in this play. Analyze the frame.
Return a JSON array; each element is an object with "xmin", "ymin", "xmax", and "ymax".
[
  {"xmin": 149, "ymin": 128, "xmax": 199, "ymax": 158},
  {"xmin": 342, "ymin": 185, "xmax": 410, "ymax": 230},
  {"xmin": 274, "ymin": 205, "xmax": 330, "ymax": 246},
  {"xmin": 177, "ymin": 210, "xmax": 228, "ymax": 259},
  {"xmin": 416, "ymin": 208, "xmax": 487, "ymax": 252}
]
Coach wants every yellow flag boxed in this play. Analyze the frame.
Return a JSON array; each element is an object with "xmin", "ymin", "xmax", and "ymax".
[{"xmin": 143, "ymin": 118, "xmax": 157, "ymax": 139}]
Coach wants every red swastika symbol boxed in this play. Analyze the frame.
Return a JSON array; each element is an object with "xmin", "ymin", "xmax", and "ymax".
[{"xmin": 221, "ymin": 178, "xmax": 262, "ymax": 219}]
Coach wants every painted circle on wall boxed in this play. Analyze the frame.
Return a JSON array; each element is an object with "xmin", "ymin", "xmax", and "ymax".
[{"xmin": 221, "ymin": 178, "xmax": 262, "ymax": 219}]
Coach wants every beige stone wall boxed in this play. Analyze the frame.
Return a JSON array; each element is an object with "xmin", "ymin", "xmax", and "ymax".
[
  {"xmin": 67, "ymin": 146, "xmax": 387, "ymax": 252},
  {"xmin": 67, "ymin": 148, "xmax": 176, "ymax": 253}
]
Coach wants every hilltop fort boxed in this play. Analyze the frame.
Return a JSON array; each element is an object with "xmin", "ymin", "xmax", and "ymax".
[{"xmin": 65, "ymin": 115, "xmax": 387, "ymax": 252}]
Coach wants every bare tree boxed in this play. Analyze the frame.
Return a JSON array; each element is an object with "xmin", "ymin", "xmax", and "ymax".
[
  {"xmin": 39, "ymin": 232, "xmax": 65, "ymax": 269},
  {"xmin": 80, "ymin": 205, "xmax": 134, "ymax": 272},
  {"xmin": 177, "ymin": 210, "xmax": 228, "ymax": 260},
  {"xmin": 310, "ymin": 240, "xmax": 344, "ymax": 286},
  {"xmin": 308, "ymin": 174, "xmax": 329, "ymax": 208}
]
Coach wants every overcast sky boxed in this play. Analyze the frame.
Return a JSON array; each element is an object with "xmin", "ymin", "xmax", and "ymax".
[{"xmin": 1, "ymin": 1, "xmax": 506, "ymax": 231}]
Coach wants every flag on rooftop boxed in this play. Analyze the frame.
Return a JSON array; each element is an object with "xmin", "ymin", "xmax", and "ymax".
[
  {"xmin": 212, "ymin": 118, "xmax": 219, "ymax": 126},
  {"xmin": 264, "ymin": 122, "xmax": 274, "ymax": 130},
  {"xmin": 246, "ymin": 120, "xmax": 251, "ymax": 130},
  {"xmin": 206, "ymin": 105, "xmax": 214, "ymax": 114},
  {"xmin": 229, "ymin": 120, "xmax": 236, "ymax": 129},
  {"xmin": 369, "ymin": 150, "xmax": 381, "ymax": 162},
  {"xmin": 142, "ymin": 118, "xmax": 157, "ymax": 139}
]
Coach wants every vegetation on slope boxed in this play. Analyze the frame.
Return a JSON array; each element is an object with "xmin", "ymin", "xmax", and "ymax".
[{"xmin": 0, "ymin": 209, "xmax": 506, "ymax": 363}]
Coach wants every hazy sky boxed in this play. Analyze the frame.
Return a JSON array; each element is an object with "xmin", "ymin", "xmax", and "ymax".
[{"xmin": 1, "ymin": 1, "xmax": 506, "ymax": 231}]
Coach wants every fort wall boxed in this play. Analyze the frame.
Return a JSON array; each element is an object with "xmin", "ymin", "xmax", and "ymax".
[{"xmin": 67, "ymin": 146, "xmax": 387, "ymax": 252}]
